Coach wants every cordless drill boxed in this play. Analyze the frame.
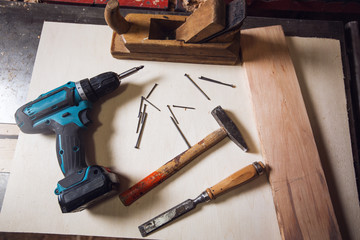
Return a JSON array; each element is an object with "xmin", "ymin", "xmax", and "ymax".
[{"xmin": 15, "ymin": 66, "xmax": 144, "ymax": 213}]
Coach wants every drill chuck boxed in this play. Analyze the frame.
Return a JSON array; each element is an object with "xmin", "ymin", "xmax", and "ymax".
[
  {"xmin": 78, "ymin": 65, "xmax": 144, "ymax": 102},
  {"xmin": 79, "ymin": 72, "xmax": 120, "ymax": 102}
]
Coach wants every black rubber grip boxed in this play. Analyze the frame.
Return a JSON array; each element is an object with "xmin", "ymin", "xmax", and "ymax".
[
  {"xmin": 89, "ymin": 72, "xmax": 120, "ymax": 99},
  {"xmin": 55, "ymin": 123, "xmax": 87, "ymax": 177}
]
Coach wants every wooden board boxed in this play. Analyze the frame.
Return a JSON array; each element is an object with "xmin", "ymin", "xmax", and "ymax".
[{"xmin": 241, "ymin": 25, "xmax": 342, "ymax": 239}]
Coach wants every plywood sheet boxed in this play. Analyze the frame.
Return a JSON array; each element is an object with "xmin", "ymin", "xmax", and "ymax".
[
  {"xmin": 0, "ymin": 22, "xmax": 280, "ymax": 239},
  {"xmin": 287, "ymin": 36, "xmax": 360, "ymax": 240},
  {"xmin": 0, "ymin": 22, "xmax": 358, "ymax": 240},
  {"xmin": 241, "ymin": 25, "xmax": 340, "ymax": 239}
]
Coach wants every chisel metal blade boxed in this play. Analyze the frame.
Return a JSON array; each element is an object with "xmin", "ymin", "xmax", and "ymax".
[{"xmin": 138, "ymin": 191, "xmax": 210, "ymax": 237}]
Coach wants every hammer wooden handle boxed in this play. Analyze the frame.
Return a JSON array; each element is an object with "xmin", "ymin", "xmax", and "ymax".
[
  {"xmin": 119, "ymin": 127, "xmax": 228, "ymax": 206},
  {"xmin": 206, "ymin": 162, "xmax": 265, "ymax": 199}
]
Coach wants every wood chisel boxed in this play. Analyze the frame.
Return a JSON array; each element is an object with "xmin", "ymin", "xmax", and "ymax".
[{"xmin": 138, "ymin": 161, "xmax": 265, "ymax": 237}]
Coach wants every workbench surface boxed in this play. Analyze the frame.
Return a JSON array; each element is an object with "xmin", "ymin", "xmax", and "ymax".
[
  {"xmin": 0, "ymin": 1, "xmax": 359, "ymax": 239},
  {"xmin": 0, "ymin": 1, "xmax": 355, "ymax": 124}
]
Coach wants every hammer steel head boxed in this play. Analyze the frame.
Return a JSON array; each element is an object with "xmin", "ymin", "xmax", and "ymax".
[{"xmin": 211, "ymin": 106, "xmax": 248, "ymax": 152}]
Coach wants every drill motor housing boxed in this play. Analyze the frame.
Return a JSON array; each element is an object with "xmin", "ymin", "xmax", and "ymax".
[{"xmin": 15, "ymin": 71, "xmax": 122, "ymax": 213}]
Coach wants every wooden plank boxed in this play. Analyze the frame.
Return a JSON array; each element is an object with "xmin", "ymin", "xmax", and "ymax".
[
  {"xmin": 241, "ymin": 25, "xmax": 342, "ymax": 239},
  {"xmin": 0, "ymin": 124, "xmax": 19, "ymax": 172}
]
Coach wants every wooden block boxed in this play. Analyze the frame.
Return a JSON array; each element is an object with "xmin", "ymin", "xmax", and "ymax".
[
  {"xmin": 241, "ymin": 25, "xmax": 342, "ymax": 239},
  {"xmin": 110, "ymin": 13, "xmax": 240, "ymax": 65},
  {"xmin": 175, "ymin": 0, "xmax": 226, "ymax": 43}
]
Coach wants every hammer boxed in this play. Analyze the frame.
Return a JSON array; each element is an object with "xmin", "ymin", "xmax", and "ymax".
[{"xmin": 119, "ymin": 106, "xmax": 248, "ymax": 206}]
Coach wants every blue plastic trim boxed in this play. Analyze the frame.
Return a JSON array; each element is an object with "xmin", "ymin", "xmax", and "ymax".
[
  {"xmin": 29, "ymin": 82, "xmax": 92, "ymax": 128},
  {"xmin": 27, "ymin": 90, "xmax": 68, "ymax": 117},
  {"xmin": 58, "ymin": 135, "xmax": 65, "ymax": 174}
]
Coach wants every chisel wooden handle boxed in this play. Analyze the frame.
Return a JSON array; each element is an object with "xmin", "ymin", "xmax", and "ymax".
[
  {"xmin": 119, "ymin": 127, "xmax": 228, "ymax": 206},
  {"xmin": 206, "ymin": 161, "xmax": 265, "ymax": 199}
]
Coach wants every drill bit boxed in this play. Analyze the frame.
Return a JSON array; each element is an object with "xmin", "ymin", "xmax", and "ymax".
[{"xmin": 118, "ymin": 65, "xmax": 144, "ymax": 80}]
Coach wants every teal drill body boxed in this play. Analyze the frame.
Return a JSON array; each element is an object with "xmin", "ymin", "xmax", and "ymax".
[{"xmin": 14, "ymin": 66, "xmax": 143, "ymax": 213}]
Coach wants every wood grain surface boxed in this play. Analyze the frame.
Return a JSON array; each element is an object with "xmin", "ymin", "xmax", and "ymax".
[
  {"xmin": 175, "ymin": 0, "xmax": 225, "ymax": 43},
  {"xmin": 207, "ymin": 162, "xmax": 265, "ymax": 199},
  {"xmin": 1, "ymin": 22, "xmax": 359, "ymax": 240},
  {"xmin": 241, "ymin": 25, "xmax": 342, "ymax": 239},
  {"xmin": 110, "ymin": 14, "xmax": 240, "ymax": 65},
  {"xmin": 0, "ymin": 124, "xmax": 19, "ymax": 172},
  {"xmin": 104, "ymin": 0, "xmax": 130, "ymax": 35},
  {"xmin": 119, "ymin": 127, "xmax": 228, "ymax": 206}
]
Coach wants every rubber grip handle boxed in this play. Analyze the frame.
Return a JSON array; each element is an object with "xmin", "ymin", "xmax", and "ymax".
[
  {"xmin": 206, "ymin": 161, "xmax": 265, "ymax": 200},
  {"xmin": 55, "ymin": 123, "xmax": 87, "ymax": 177},
  {"xmin": 119, "ymin": 127, "xmax": 228, "ymax": 206}
]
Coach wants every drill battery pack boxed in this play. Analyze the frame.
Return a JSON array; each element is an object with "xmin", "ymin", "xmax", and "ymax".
[{"xmin": 55, "ymin": 165, "xmax": 119, "ymax": 213}]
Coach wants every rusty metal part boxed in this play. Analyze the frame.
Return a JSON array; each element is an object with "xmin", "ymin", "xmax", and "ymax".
[
  {"xmin": 146, "ymin": 83, "xmax": 158, "ymax": 99},
  {"xmin": 172, "ymin": 105, "xmax": 196, "ymax": 110},
  {"xmin": 135, "ymin": 112, "xmax": 148, "ymax": 149},
  {"xmin": 138, "ymin": 162, "xmax": 265, "ymax": 237},
  {"xmin": 170, "ymin": 116, "xmax": 191, "ymax": 148},
  {"xmin": 136, "ymin": 112, "xmax": 142, "ymax": 133},
  {"xmin": 143, "ymin": 96, "xmax": 161, "ymax": 112},
  {"xmin": 167, "ymin": 105, "xmax": 179, "ymax": 124},
  {"xmin": 253, "ymin": 161, "xmax": 265, "ymax": 175},
  {"xmin": 137, "ymin": 96, "xmax": 144, "ymax": 118},
  {"xmin": 198, "ymin": 76, "xmax": 236, "ymax": 88},
  {"xmin": 141, "ymin": 104, "xmax": 148, "ymax": 124},
  {"xmin": 211, "ymin": 106, "xmax": 248, "ymax": 152},
  {"xmin": 136, "ymin": 97, "xmax": 145, "ymax": 133},
  {"xmin": 139, "ymin": 191, "xmax": 210, "ymax": 237},
  {"xmin": 184, "ymin": 73, "xmax": 210, "ymax": 101}
]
